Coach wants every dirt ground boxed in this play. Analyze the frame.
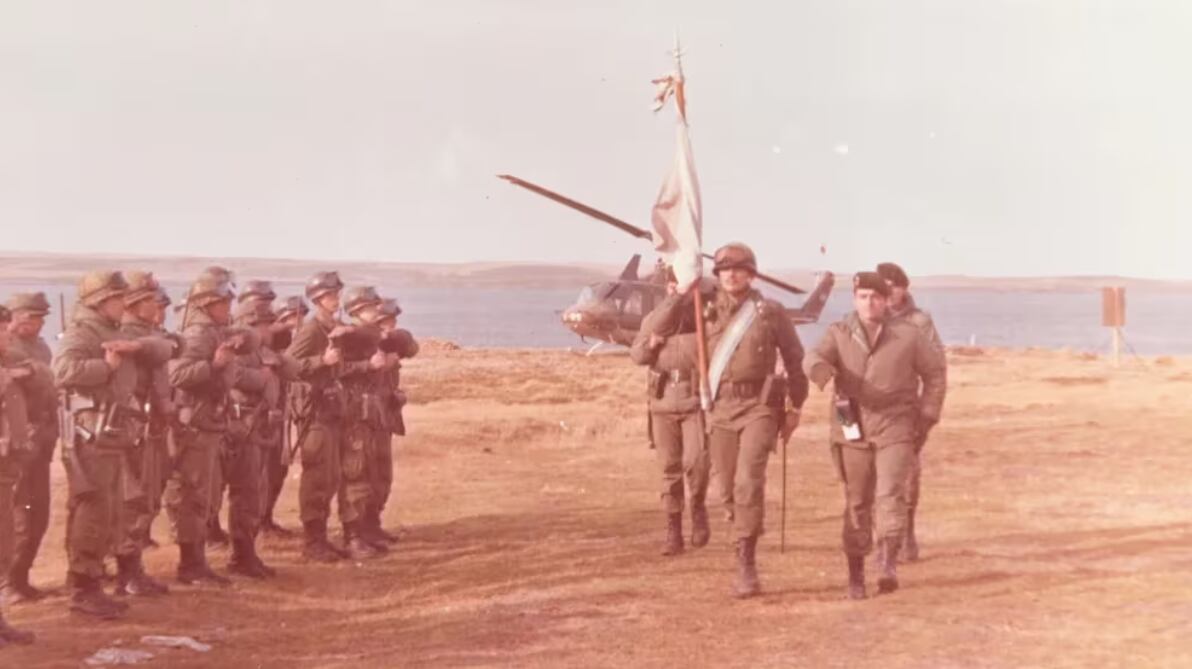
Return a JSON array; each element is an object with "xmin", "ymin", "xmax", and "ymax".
[{"xmin": 6, "ymin": 345, "xmax": 1192, "ymax": 668}]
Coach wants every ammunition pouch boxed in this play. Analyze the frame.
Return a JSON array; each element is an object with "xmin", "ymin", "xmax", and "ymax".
[
  {"xmin": 648, "ymin": 368, "xmax": 695, "ymax": 400},
  {"xmin": 176, "ymin": 396, "xmax": 228, "ymax": 433},
  {"xmin": 72, "ymin": 399, "xmax": 146, "ymax": 451},
  {"xmin": 761, "ymin": 374, "xmax": 788, "ymax": 410},
  {"xmin": 313, "ymin": 384, "xmax": 346, "ymax": 421}
]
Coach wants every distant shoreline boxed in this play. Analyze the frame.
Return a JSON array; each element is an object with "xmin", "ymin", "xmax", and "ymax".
[{"xmin": 2, "ymin": 251, "xmax": 1190, "ymax": 293}]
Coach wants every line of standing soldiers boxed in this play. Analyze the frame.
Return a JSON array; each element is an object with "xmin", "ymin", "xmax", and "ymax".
[
  {"xmin": 0, "ymin": 268, "xmax": 416, "ymax": 643},
  {"xmin": 632, "ymin": 245, "xmax": 946, "ymax": 601}
]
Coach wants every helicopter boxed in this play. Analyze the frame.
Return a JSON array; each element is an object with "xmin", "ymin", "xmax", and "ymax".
[{"xmin": 497, "ymin": 175, "xmax": 836, "ymax": 351}]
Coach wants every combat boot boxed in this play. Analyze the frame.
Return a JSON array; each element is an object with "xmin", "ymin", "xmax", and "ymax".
[
  {"xmin": 206, "ymin": 518, "xmax": 230, "ymax": 548},
  {"xmin": 115, "ymin": 554, "xmax": 170, "ymax": 597},
  {"xmin": 261, "ymin": 517, "xmax": 297, "ymax": 539},
  {"xmin": 0, "ymin": 613, "xmax": 34, "ymax": 645},
  {"xmin": 732, "ymin": 536, "xmax": 761, "ymax": 599},
  {"xmin": 68, "ymin": 574, "xmax": 126, "ymax": 620},
  {"xmin": 358, "ymin": 516, "xmax": 394, "ymax": 551},
  {"xmin": 302, "ymin": 521, "xmax": 342, "ymax": 563},
  {"xmin": 228, "ymin": 539, "xmax": 275, "ymax": 579},
  {"xmin": 903, "ymin": 510, "xmax": 920, "ymax": 562},
  {"xmin": 176, "ymin": 543, "xmax": 231, "ymax": 587},
  {"xmin": 661, "ymin": 513, "xmax": 684, "ymax": 556},
  {"xmin": 3, "ymin": 572, "xmax": 48, "ymax": 604},
  {"xmin": 366, "ymin": 511, "xmax": 400, "ymax": 545},
  {"xmin": 847, "ymin": 555, "xmax": 867, "ymax": 600},
  {"xmin": 344, "ymin": 523, "xmax": 383, "ymax": 560},
  {"xmin": 877, "ymin": 541, "xmax": 901, "ymax": 594},
  {"xmin": 690, "ymin": 505, "xmax": 710, "ymax": 548}
]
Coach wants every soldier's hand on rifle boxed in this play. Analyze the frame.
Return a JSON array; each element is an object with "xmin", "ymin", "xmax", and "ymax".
[
  {"xmin": 212, "ymin": 342, "xmax": 238, "ymax": 369},
  {"xmin": 103, "ymin": 346, "xmax": 126, "ymax": 370},
  {"xmin": 322, "ymin": 346, "xmax": 342, "ymax": 367},
  {"xmin": 368, "ymin": 349, "xmax": 391, "ymax": 370},
  {"xmin": 5, "ymin": 363, "xmax": 33, "ymax": 381},
  {"xmin": 780, "ymin": 409, "xmax": 801, "ymax": 444}
]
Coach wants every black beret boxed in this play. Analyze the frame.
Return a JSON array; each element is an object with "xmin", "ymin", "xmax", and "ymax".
[
  {"xmin": 853, "ymin": 271, "xmax": 891, "ymax": 297},
  {"xmin": 876, "ymin": 262, "xmax": 910, "ymax": 288}
]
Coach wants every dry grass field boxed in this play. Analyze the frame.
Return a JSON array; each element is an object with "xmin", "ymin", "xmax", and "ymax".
[{"xmin": 5, "ymin": 344, "xmax": 1192, "ymax": 668}]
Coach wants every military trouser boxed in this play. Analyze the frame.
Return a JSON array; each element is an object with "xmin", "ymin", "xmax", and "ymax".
[
  {"xmin": 164, "ymin": 429, "xmax": 221, "ymax": 545},
  {"xmin": 65, "ymin": 442, "xmax": 124, "ymax": 582},
  {"xmin": 836, "ymin": 440, "xmax": 914, "ymax": 557},
  {"xmin": 299, "ymin": 421, "xmax": 342, "ymax": 527},
  {"xmin": 907, "ymin": 450, "xmax": 923, "ymax": 511},
  {"xmin": 0, "ymin": 458, "xmax": 21, "ymax": 595},
  {"xmin": 260, "ymin": 439, "xmax": 288, "ymax": 522},
  {"xmin": 651, "ymin": 411, "xmax": 709, "ymax": 515},
  {"xmin": 225, "ymin": 433, "xmax": 262, "ymax": 542},
  {"xmin": 10, "ymin": 439, "xmax": 53, "ymax": 585},
  {"xmin": 369, "ymin": 431, "xmax": 394, "ymax": 521},
  {"xmin": 337, "ymin": 422, "xmax": 374, "ymax": 526},
  {"xmin": 209, "ymin": 438, "xmax": 230, "ymax": 528},
  {"xmin": 114, "ymin": 441, "xmax": 153, "ymax": 558},
  {"xmin": 709, "ymin": 413, "xmax": 778, "ymax": 540}
]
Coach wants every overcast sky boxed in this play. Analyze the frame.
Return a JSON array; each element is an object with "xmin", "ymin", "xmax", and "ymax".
[{"xmin": 3, "ymin": 1, "xmax": 1190, "ymax": 278}]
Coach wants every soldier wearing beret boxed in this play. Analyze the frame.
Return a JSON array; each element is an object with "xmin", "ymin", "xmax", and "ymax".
[
  {"xmin": 876, "ymin": 262, "xmax": 943, "ymax": 561},
  {"xmin": 803, "ymin": 272, "xmax": 947, "ymax": 599},
  {"xmin": 3, "ymin": 292, "xmax": 57, "ymax": 604}
]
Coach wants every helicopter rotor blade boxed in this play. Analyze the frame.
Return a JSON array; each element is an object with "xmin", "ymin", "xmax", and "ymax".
[
  {"xmin": 497, "ymin": 173, "xmax": 805, "ymax": 295},
  {"xmin": 497, "ymin": 174, "xmax": 651, "ymax": 241}
]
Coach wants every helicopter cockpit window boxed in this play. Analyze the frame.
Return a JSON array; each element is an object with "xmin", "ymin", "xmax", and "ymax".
[
  {"xmin": 576, "ymin": 286, "xmax": 597, "ymax": 307},
  {"xmin": 623, "ymin": 291, "xmax": 644, "ymax": 316}
]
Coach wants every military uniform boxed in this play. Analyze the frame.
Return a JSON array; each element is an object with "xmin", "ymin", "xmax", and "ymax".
[
  {"xmin": 649, "ymin": 245, "xmax": 809, "ymax": 598},
  {"xmin": 370, "ymin": 298, "xmax": 416, "ymax": 544},
  {"xmin": 260, "ymin": 295, "xmax": 308, "ymax": 536},
  {"xmin": 878, "ymin": 263, "xmax": 943, "ymax": 562},
  {"xmin": 629, "ymin": 291, "xmax": 709, "ymax": 555},
  {"xmin": 53, "ymin": 271, "xmax": 142, "ymax": 618},
  {"xmin": 112, "ymin": 272, "xmax": 175, "ymax": 597},
  {"xmin": 224, "ymin": 300, "xmax": 298, "ymax": 578},
  {"xmin": 0, "ymin": 305, "xmax": 38, "ymax": 645},
  {"xmin": 804, "ymin": 272, "xmax": 947, "ymax": 598},
  {"xmin": 287, "ymin": 272, "xmax": 357, "ymax": 561},
  {"xmin": 3, "ymin": 293, "xmax": 58, "ymax": 604},
  {"xmin": 165, "ymin": 276, "xmax": 238, "ymax": 586}
]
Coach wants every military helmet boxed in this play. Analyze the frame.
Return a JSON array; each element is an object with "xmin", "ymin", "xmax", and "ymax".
[
  {"xmin": 200, "ymin": 265, "xmax": 236, "ymax": 287},
  {"xmin": 275, "ymin": 295, "xmax": 309, "ymax": 320},
  {"xmin": 712, "ymin": 243, "xmax": 758, "ymax": 276},
  {"xmin": 378, "ymin": 298, "xmax": 403, "ymax": 320},
  {"xmin": 188, "ymin": 276, "xmax": 236, "ymax": 308},
  {"xmin": 238, "ymin": 280, "xmax": 277, "ymax": 304},
  {"xmin": 343, "ymin": 286, "xmax": 383, "ymax": 316},
  {"xmin": 78, "ymin": 271, "xmax": 130, "ymax": 308},
  {"xmin": 234, "ymin": 300, "xmax": 277, "ymax": 326},
  {"xmin": 5, "ymin": 292, "xmax": 51, "ymax": 316},
  {"xmin": 154, "ymin": 286, "xmax": 172, "ymax": 307},
  {"xmin": 123, "ymin": 270, "xmax": 162, "ymax": 307},
  {"xmin": 305, "ymin": 271, "xmax": 344, "ymax": 301}
]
